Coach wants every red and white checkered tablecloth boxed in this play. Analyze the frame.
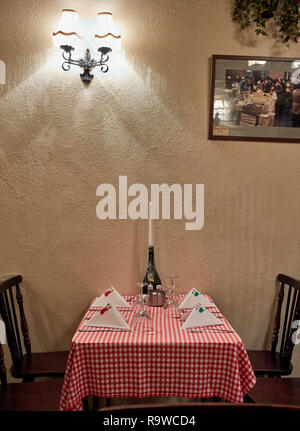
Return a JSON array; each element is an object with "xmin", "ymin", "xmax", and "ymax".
[{"xmin": 60, "ymin": 296, "xmax": 256, "ymax": 411}]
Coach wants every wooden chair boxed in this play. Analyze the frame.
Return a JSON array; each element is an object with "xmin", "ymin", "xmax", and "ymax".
[
  {"xmin": 0, "ymin": 274, "xmax": 69, "ymax": 381},
  {"xmin": 0, "ymin": 342, "xmax": 64, "ymax": 410},
  {"xmin": 247, "ymin": 273, "xmax": 300, "ymax": 377},
  {"xmin": 247, "ymin": 377, "xmax": 300, "ymax": 405}
]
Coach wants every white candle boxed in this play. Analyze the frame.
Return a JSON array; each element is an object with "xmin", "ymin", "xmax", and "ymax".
[{"xmin": 149, "ymin": 201, "xmax": 153, "ymax": 246}]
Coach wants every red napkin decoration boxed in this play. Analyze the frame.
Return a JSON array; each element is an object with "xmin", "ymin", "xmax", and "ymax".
[
  {"xmin": 100, "ymin": 306, "xmax": 110, "ymax": 315},
  {"xmin": 104, "ymin": 289, "xmax": 113, "ymax": 297}
]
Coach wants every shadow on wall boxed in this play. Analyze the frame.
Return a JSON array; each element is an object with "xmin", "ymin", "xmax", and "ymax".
[{"xmin": 123, "ymin": 0, "xmax": 208, "ymax": 128}]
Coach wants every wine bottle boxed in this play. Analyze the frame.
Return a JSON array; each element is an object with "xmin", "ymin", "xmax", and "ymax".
[{"xmin": 143, "ymin": 245, "xmax": 161, "ymax": 294}]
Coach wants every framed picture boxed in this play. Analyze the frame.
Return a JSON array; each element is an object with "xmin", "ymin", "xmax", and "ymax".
[{"xmin": 209, "ymin": 55, "xmax": 300, "ymax": 142}]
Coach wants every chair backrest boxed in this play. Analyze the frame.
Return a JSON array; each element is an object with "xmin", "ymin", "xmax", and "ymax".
[
  {"xmin": 0, "ymin": 275, "xmax": 31, "ymax": 372},
  {"xmin": 272, "ymin": 274, "xmax": 300, "ymax": 364}
]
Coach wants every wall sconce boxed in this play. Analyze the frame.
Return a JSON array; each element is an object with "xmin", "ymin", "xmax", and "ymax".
[{"xmin": 53, "ymin": 9, "xmax": 121, "ymax": 84}]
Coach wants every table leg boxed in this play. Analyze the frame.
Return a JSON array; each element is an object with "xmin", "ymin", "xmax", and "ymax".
[
  {"xmin": 92, "ymin": 396, "xmax": 100, "ymax": 411},
  {"xmin": 82, "ymin": 397, "xmax": 89, "ymax": 411}
]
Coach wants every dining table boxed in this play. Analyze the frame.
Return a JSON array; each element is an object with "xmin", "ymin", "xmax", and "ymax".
[{"xmin": 59, "ymin": 295, "xmax": 256, "ymax": 411}]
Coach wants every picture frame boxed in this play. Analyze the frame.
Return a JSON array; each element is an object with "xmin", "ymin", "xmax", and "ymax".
[{"xmin": 209, "ymin": 54, "xmax": 300, "ymax": 142}]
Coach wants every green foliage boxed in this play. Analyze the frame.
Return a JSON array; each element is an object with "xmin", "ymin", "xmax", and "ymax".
[{"xmin": 232, "ymin": 0, "xmax": 300, "ymax": 43}]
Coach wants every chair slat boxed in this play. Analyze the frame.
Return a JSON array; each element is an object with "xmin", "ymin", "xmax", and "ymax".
[
  {"xmin": 16, "ymin": 283, "xmax": 31, "ymax": 355},
  {"xmin": 280, "ymin": 285, "xmax": 292, "ymax": 357},
  {"xmin": 282, "ymin": 290, "xmax": 300, "ymax": 364},
  {"xmin": 8, "ymin": 287, "xmax": 23, "ymax": 358},
  {"xmin": 1, "ymin": 291, "xmax": 21, "ymax": 368},
  {"xmin": 287, "ymin": 289, "xmax": 298, "ymax": 338},
  {"xmin": 283, "ymin": 289, "xmax": 298, "ymax": 356},
  {"xmin": 271, "ymin": 281, "xmax": 284, "ymax": 352}
]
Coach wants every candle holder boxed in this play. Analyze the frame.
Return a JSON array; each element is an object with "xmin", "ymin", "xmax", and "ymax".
[
  {"xmin": 142, "ymin": 201, "xmax": 161, "ymax": 293},
  {"xmin": 149, "ymin": 201, "xmax": 153, "ymax": 247}
]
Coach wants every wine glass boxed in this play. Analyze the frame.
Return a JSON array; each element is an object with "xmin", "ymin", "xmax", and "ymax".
[
  {"xmin": 163, "ymin": 274, "xmax": 179, "ymax": 317},
  {"xmin": 132, "ymin": 282, "xmax": 153, "ymax": 332},
  {"xmin": 165, "ymin": 275, "xmax": 178, "ymax": 294},
  {"xmin": 132, "ymin": 282, "xmax": 147, "ymax": 312}
]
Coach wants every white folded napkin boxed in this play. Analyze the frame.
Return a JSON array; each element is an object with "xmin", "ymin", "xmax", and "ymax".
[
  {"xmin": 84, "ymin": 303, "xmax": 131, "ymax": 330},
  {"xmin": 93, "ymin": 286, "xmax": 131, "ymax": 308},
  {"xmin": 177, "ymin": 288, "xmax": 214, "ymax": 309},
  {"xmin": 181, "ymin": 304, "xmax": 223, "ymax": 330}
]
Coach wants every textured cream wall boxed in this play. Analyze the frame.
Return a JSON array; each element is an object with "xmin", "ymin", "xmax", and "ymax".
[{"xmin": 0, "ymin": 0, "xmax": 300, "ymax": 381}]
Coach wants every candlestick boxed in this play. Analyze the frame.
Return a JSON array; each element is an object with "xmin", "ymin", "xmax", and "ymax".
[{"xmin": 149, "ymin": 201, "xmax": 153, "ymax": 246}]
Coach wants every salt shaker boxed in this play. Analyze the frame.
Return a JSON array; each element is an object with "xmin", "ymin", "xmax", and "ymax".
[{"xmin": 148, "ymin": 284, "xmax": 165, "ymax": 307}]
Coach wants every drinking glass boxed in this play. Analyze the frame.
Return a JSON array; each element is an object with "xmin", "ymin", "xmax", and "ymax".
[
  {"xmin": 132, "ymin": 282, "xmax": 153, "ymax": 331},
  {"xmin": 132, "ymin": 282, "xmax": 147, "ymax": 312},
  {"xmin": 163, "ymin": 274, "xmax": 179, "ymax": 317}
]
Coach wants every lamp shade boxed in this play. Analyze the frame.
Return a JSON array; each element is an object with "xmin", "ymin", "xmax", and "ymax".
[
  {"xmin": 53, "ymin": 9, "xmax": 82, "ymax": 50},
  {"xmin": 93, "ymin": 12, "xmax": 121, "ymax": 52}
]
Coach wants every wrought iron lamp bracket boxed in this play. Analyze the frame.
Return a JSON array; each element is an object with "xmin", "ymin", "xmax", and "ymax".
[{"xmin": 60, "ymin": 45, "xmax": 112, "ymax": 84}]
